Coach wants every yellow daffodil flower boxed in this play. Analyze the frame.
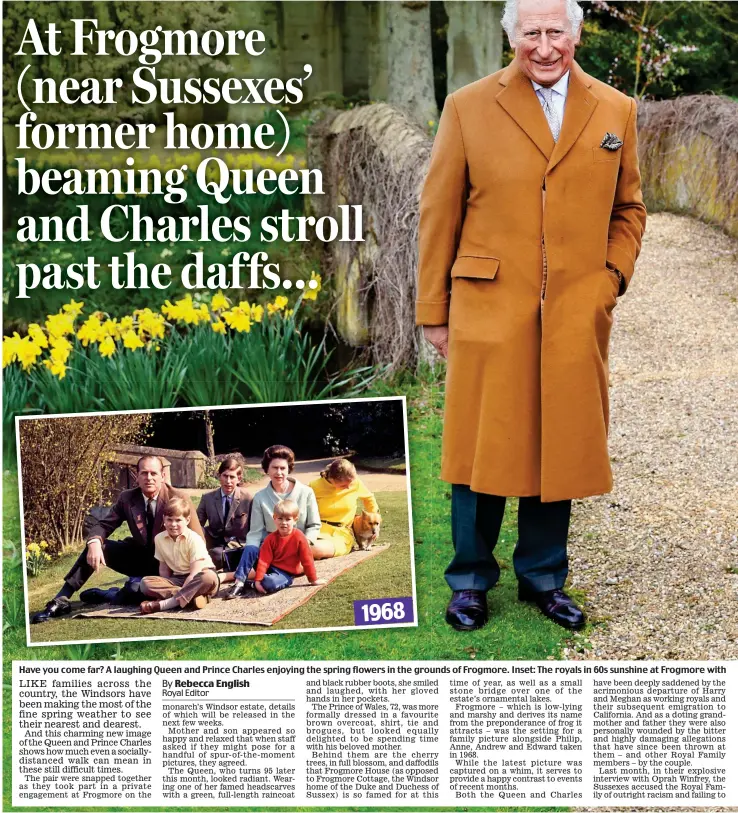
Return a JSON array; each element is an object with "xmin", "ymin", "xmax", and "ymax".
[
  {"xmin": 122, "ymin": 330, "xmax": 145, "ymax": 351},
  {"xmin": 43, "ymin": 357, "xmax": 67, "ymax": 379},
  {"xmin": 27, "ymin": 324, "xmax": 49, "ymax": 348},
  {"xmin": 2, "ymin": 334, "xmax": 22, "ymax": 367},
  {"xmin": 211, "ymin": 292, "xmax": 230, "ymax": 311},
  {"xmin": 222, "ymin": 305, "xmax": 251, "ymax": 333},
  {"xmin": 98, "ymin": 335, "xmax": 116, "ymax": 358}
]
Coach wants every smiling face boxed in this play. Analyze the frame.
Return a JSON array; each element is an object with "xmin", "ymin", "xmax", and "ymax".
[
  {"xmin": 267, "ymin": 458, "xmax": 290, "ymax": 492},
  {"xmin": 512, "ymin": 0, "xmax": 580, "ymax": 87},
  {"xmin": 164, "ymin": 512, "xmax": 189, "ymax": 538}
]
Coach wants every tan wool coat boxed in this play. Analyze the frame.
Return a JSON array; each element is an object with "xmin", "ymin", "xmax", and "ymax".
[{"xmin": 416, "ymin": 61, "xmax": 647, "ymax": 502}]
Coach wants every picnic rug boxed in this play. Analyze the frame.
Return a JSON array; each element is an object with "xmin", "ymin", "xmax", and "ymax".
[{"xmin": 76, "ymin": 544, "xmax": 390, "ymax": 626}]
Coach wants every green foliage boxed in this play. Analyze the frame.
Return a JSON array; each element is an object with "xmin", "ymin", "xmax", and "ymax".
[
  {"xmin": 3, "ymin": 2, "xmax": 235, "ymax": 123},
  {"xmin": 169, "ymin": 328, "xmax": 242, "ymax": 407},
  {"xmin": 577, "ymin": 2, "xmax": 738, "ymax": 99},
  {"xmin": 18, "ymin": 412, "xmax": 150, "ymax": 555},
  {"xmin": 2, "ymin": 364, "xmax": 40, "ymax": 464},
  {"xmin": 86, "ymin": 342, "xmax": 188, "ymax": 410}
]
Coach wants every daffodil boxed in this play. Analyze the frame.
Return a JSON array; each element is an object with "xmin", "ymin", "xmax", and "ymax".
[
  {"xmin": 303, "ymin": 271, "xmax": 322, "ymax": 302},
  {"xmin": 3, "ymin": 333, "xmax": 22, "ymax": 367},
  {"xmin": 62, "ymin": 299, "xmax": 84, "ymax": 317},
  {"xmin": 98, "ymin": 335, "xmax": 116, "ymax": 358},
  {"xmin": 45, "ymin": 311, "xmax": 76, "ymax": 339},
  {"xmin": 77, "ymin": 314, "xmax": 105, "ymax": 346},
  {"xmin": 267, "ymin": 295, "xmax": 289, "ymax": 315},
  {"xmin": 222, "ymin": 304, "xmax": 251, "ymax": 333},
  {"xmin": 43, "ymin": 357, "xmax": 67, "ymax": 379},
  {"xmin": 162, "ymin": 295, "xmax": 209, "ymax": 325},
  {"xmin": 211, "ymin": 291, "xmax": 230, "ymax": 311},
  {"xmin": 27, "ymin": 324, "xmax": 49, "ymax": 348},
  {"xmin": 49, "ymin": 336, "xmax": 73, "ymax": 364},
  {"xmin": 136, "ymin": 308, "xmax": 166, "ymax": 339},
  {"xmin": 250, "ymin": 304, "xmax": 264, "ymax": 323},
  {"xmin": 16, "ymin": 337, "xmax": 44, "ymax": 370},
  {"xmin": 211, "ymin": 319, "xmax": 226, "ymax": 334},
  {"xmin": 123, "ymin": 330, "xmax": 145, "ymax": 351}
]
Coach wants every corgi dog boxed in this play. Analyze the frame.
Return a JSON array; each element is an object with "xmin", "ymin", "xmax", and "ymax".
[{"xmin": 352, "ymin": 511, "xmax": 382, "ymax": 551}]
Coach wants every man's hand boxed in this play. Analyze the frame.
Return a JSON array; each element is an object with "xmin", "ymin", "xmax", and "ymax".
[
  {"xmin": 254, "ymin": 580, "xmax": 266, "ymax": 594},
  {"xmin": 423, "ymin": 325, "xmax": 449, "ymax": 359},
  {"xmin": 86, "ymin": 539, "xmax": 106, "ymax": 571}
]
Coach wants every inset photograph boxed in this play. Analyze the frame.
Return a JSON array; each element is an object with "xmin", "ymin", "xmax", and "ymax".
[{"xmin": 19, "ymin": 397, "xmax": 415, "ymax": 646}]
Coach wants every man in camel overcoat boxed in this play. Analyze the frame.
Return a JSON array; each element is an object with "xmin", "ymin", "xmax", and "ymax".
[{"xmin": 416, "ymin": 0, "xmax": 646, "ymax": 631}]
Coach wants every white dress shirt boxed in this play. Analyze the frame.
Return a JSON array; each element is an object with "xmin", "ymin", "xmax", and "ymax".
[{"xmin": 532, "ymin": 71, "xmax": 570, "ymax": 127}]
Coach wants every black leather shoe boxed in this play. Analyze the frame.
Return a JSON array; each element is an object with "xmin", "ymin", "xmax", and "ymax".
[
  {"xmin": 445, "ymin": 590, "xmax": 488, "ymax": 631},
  {"xmin": 31, "ymin": 597, "xmax": 72, "ymax": 624},
  {"xmin": 518, "ymin": 586, "xmax": 585, "ymax": 630},
  {"xmin": 80, "ymin": 587, "xmax": 120, "ymax": 605}
]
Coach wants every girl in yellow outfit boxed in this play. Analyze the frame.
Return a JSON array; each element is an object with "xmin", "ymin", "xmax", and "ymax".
[{"xmin": 309, "ymin": 459, "xmax": 379, "ymax": 558}]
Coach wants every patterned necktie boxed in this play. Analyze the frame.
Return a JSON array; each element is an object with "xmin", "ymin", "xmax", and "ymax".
[
  {"xmin": 146, "ymin": 499, "xmax": 155, "ymax": 543},
  {"xmin": 224, "ymin": 496, "xmax": 232, "ymax": 520},
  {"xmin": 539, "ymin": 87, "xmax": 561, "ymax": 142}
]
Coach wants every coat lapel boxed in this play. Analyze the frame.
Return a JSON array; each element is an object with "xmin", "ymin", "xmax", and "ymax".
[
  {"xmin": 153, "ymin": 485, "xmax": 167, "ymax": 535},
  {"xmin": 214, "ymin": 490, "xmax": 225, "ymax": 524},
  {"xmin": 547, "ymin": 62, "xmax": 598, "ymax": 174},
  {"xmin": 497, "ymin": 61, "xmax": 554, "ymax": 161}
]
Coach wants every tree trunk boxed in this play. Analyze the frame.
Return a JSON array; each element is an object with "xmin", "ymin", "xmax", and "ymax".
[
  {"xmin": 228, "ymin": 1, "xmax": 283, "ymax": 122},
  {"xmin": 387, "ymin": 1, "xmax": 437, "ymax": 127},
  {"xmin": 368, "ymin": 2, "xmax": 389, "ymax": 102},
  {"xmin": 204, "ymin": 411, "xmax": 216, "ymax": 460},
  {"xmin": 445, "ymin": 1, "xmax": 503, "ymax": 94}
]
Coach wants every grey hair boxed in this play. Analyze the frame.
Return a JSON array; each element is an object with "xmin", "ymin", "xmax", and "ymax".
[{"xmin": 501, "ymin": 0, "xmax": 584, "ymax": 43}]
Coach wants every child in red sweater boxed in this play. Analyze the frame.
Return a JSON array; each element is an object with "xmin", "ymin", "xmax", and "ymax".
[{"xmin": 254, "ymin": 500, "xmax": 326, "ymax": 594}]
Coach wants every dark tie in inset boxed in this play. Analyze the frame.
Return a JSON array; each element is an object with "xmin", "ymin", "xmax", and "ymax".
[
  {"xmin": 224, "ymin": 496, "xmax": 232, "ymax": 522},
  {"xmin": 146, "ymin": 499, "xmax": 155, "ymax": 544}
]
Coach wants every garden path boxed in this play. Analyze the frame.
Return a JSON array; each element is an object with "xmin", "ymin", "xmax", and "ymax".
[{"xmin": 567, "ymin": 212, "xmax": 738, "ymax": 660}]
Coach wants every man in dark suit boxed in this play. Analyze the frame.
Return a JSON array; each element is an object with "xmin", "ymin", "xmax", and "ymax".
[
  {"xmin": 31, "ymin": 454, "xmax": 205, "ymax": 623},
  {"xmin": 196, "ymin": 456, "xmax": 252, "ymax": 570}
]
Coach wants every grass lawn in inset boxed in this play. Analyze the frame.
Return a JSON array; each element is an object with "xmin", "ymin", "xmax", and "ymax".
[{"xmin": 23, "ymin": 489, "xmax": 413, "ymax": 646}]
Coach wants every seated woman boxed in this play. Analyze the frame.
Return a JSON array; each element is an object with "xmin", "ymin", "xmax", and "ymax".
[
  {"xmin": 195, "ymin": 456, "xmax": 252, "ymax": 574},
  {"xmin": 226, "ymin": 444, "xmax": 320, "ymax": 598},
  {"xmin": 309, "ymin": 458, "xmax": 379, "ymax": 559}
]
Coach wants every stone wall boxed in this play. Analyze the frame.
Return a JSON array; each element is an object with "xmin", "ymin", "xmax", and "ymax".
[
  {"xmin": 111, "ymin": 444, "xmax": 208, "ymax": 490},
  {"xmin": 638, "ymin": 96, "xmax": 738, "ymax": 239}
]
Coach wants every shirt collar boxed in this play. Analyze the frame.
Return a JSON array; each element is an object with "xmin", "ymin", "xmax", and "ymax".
[
  {"xmin": 532, "ymin": 71, "xmax": 570, "ymax": 98},
  {"xmin": 165, "ymin": 531, "xmax": 188, "ymax": 544}
]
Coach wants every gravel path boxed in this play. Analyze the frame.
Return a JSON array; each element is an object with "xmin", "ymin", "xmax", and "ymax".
[{"xmin": 567, "ymin": 212, "xmax": 738, "ymax": 660}]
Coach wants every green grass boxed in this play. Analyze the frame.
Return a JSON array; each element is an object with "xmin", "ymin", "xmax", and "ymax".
[
  {"xmin": 354, "ymin": 456, "xmax": 407, "ymax": 474},
  {"xmin": 23, "ymin": 490, "xmax": 412, "ymax": 646}
]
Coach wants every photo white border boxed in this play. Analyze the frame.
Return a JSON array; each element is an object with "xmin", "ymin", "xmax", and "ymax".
[{"xmin": 15, "ymin": 395, "xmax": 418, "ymax": 648}]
